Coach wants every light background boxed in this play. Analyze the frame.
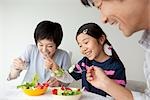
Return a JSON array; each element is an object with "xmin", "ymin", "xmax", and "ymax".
[{"xmin": 0, "ymin": 0, "xmax": 145, "ymax": 86}]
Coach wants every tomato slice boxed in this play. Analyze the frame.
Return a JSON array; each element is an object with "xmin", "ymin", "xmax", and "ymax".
[
  {"xmin": 51, "ymin": 89, "xmax": 57, "ymax": 95},
  {"xmin": 65, "ymin": 87, "xmax": 72, "ymax": 90}
]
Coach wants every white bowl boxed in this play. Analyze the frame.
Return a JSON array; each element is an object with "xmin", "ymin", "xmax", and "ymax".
[
  {"xmin": 50, "ymin": 87, "xmax": 82, "ymax": 100},
  {"xmin": 52, "ymin": 93, "xmax": 82, "ymax": 100}
]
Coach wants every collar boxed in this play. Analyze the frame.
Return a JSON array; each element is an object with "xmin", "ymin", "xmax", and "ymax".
[{"xmin": 139, "ymin": 30, "xmax": 150, "ymax": 50}]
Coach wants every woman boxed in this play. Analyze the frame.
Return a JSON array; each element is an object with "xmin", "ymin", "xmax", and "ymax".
[{"xmin": 7, "ymin": 20, "xmax": 71, "ymax": 87}]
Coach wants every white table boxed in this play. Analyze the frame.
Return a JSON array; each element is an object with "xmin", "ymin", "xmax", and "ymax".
[{"xmin": 0, "ymin": 84, "xmax": 112, "ymax": 100}]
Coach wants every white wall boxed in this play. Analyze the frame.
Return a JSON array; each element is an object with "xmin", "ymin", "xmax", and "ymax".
[{"xmin": 0, "ymin": 0, "xmax": 145, "ymax": 86}]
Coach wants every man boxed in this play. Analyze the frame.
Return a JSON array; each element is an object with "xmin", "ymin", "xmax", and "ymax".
[{"xmin": 80, "ymin": 0, "xmax": 150, "ymax": 100}]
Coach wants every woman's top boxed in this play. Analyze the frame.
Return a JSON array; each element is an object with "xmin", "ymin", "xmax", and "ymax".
[{"xmin": 9, "ymin": 44, "xmax": 71, "ymax": 83}]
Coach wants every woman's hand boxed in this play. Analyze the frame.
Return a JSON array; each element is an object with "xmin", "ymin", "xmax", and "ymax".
[
  {"xmin": 44, "ymin": 56, "xmax": 59, "ymax": 71},
  {"xmin": 12, "ymin": 58, "xmax": 26, "ymax": 70},
  {"xmin": 8, "ymin": 58, "xmax": 26, "ymax": 80},
  {"xmin": 86, "ymin": 66, "xmax": 109, "ymax": 89},
  {"xmin": 47, "ymin": 77, "xmax": 62, "ymax": 87}
]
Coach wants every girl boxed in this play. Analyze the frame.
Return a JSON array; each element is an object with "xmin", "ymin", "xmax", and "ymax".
[
  {"xmin": 7, "ymin": 20, "xmax": 71, "ymax": 87},
  {"xmin": 47, "ymin": 22, "xmax": 126, "ymax": 97}
]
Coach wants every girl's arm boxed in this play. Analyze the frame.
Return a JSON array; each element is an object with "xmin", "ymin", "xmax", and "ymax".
[{"xmin": 54, "ymin": 70, "xmax": 75, "ymax": 83}]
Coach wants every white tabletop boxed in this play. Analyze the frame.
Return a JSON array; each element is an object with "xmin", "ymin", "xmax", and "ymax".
[{"xmin": 0, "ymin": 84, "xmax": 111, "ymax": 100}]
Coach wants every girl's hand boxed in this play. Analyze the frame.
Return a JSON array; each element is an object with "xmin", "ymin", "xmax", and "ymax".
[
  {"xmin": 12, "ymin": 58, "xmax": 26, "ymax": 70},
  {"xmin": 86, "ymin": 66, "xmax": 108, "ymax": 89}
]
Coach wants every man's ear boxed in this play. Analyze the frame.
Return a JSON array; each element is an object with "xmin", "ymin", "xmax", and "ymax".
[{"xmin": 98, "ymin": 35, "xmax": 106, "ymax": 45}]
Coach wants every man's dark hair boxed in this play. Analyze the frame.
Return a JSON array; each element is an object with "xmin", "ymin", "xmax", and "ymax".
[{"xmin": 80, "ymin": 0, "xmax": 93, "ymax": 7}]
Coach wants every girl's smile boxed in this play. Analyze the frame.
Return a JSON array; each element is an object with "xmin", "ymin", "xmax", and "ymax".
[{"xmin": 77, "ymin": 33, "xmax": 104, "ymax": 61}]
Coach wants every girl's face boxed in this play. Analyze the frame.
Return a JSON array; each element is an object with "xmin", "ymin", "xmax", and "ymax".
[
  {"xmin": 93, "ymin": 0, "xmax": 146, "ymax": 37},
  {"xmin": 37, "ymin": 39, "xmax": 56, "ymax": 58},
  {"xmin": 77, "ymin": 33, "xmax": 105, "ymax": 61}
]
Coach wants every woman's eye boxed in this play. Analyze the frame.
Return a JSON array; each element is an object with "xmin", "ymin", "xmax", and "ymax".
[{"xmin": 48, "ymin": 45, "xmax": 53, "ymax": 48}]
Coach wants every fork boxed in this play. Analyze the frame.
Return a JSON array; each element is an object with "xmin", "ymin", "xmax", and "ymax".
[{"xmin": 73, "ymin": 69, "xmax": 86, "ymax": 73}]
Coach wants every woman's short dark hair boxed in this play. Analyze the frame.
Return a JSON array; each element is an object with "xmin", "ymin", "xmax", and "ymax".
[{"xmin": 34, "ymin": 20, "xmax": 63, "ymax": 48}]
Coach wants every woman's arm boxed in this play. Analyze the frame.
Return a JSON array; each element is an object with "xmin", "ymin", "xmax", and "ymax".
[
  {"xmin": 7, "ymin": 58, "xmax": 26, "ymax": 80},
  {"xmin": 7, "ymin": 45, "xmax": 33, "ymax": 81}
]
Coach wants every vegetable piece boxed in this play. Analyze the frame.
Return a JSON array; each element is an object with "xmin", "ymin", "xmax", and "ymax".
[
  {"xmin": 51, "ymin": 89, "xmax": 58, "ymax": 95},
  {"xmin": 51, "ymin": 86, "xmax": 81, "ymax": 96},
  {"xmin": 54, "ymin": 68, "xmax": 64, "ymax": 77},
  {"xmin": 17, "ymin": 74, "xmax": 40, "ymax": 89}
]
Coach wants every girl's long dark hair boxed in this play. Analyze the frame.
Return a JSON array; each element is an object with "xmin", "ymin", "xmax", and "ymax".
[{"xmin": 76, "ymin": 22, "xmax": 119, "ymax": 59}]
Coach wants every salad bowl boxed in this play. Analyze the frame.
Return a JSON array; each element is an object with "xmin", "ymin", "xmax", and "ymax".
[
  {"xmin": 22, "ymin": 87, "xmax": 48, "ymax": 96},
  {"xmin": 50, "ymin": 86, "xmax": 82, "ymax": 100},
  {"xmin": 17, "ymin": 74, "xmax": 49, "ymax": 96}
]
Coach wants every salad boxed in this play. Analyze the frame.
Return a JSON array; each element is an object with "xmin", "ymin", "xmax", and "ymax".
[
  {"xmin": 51, "ymin": 86, "xmax": 81, "ymax": 96},
  {"xmin": 51, "ymin": 68, "xmax": 65, "ymax": 77},
  {"xmin": 17, "ymin": 74, "xmax": 49, "ymax": 89}
]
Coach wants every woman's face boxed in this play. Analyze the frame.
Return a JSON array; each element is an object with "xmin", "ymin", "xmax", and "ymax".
[
  {"xmin": 93, "ymin": 0, "xmax": 145, "ymax": 37},
  {"xmin": 37, "ymin": 39, "xmax": 56, "ymax": 58},
  {"xmin": 77, "ymin": 33, "xmax": 105, "ymax": 60}
]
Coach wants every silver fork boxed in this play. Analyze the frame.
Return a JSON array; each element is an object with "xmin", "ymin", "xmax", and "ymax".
[{"xmin": 72, "ymin": 69, "xmax": 86, "ymax": 73}]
